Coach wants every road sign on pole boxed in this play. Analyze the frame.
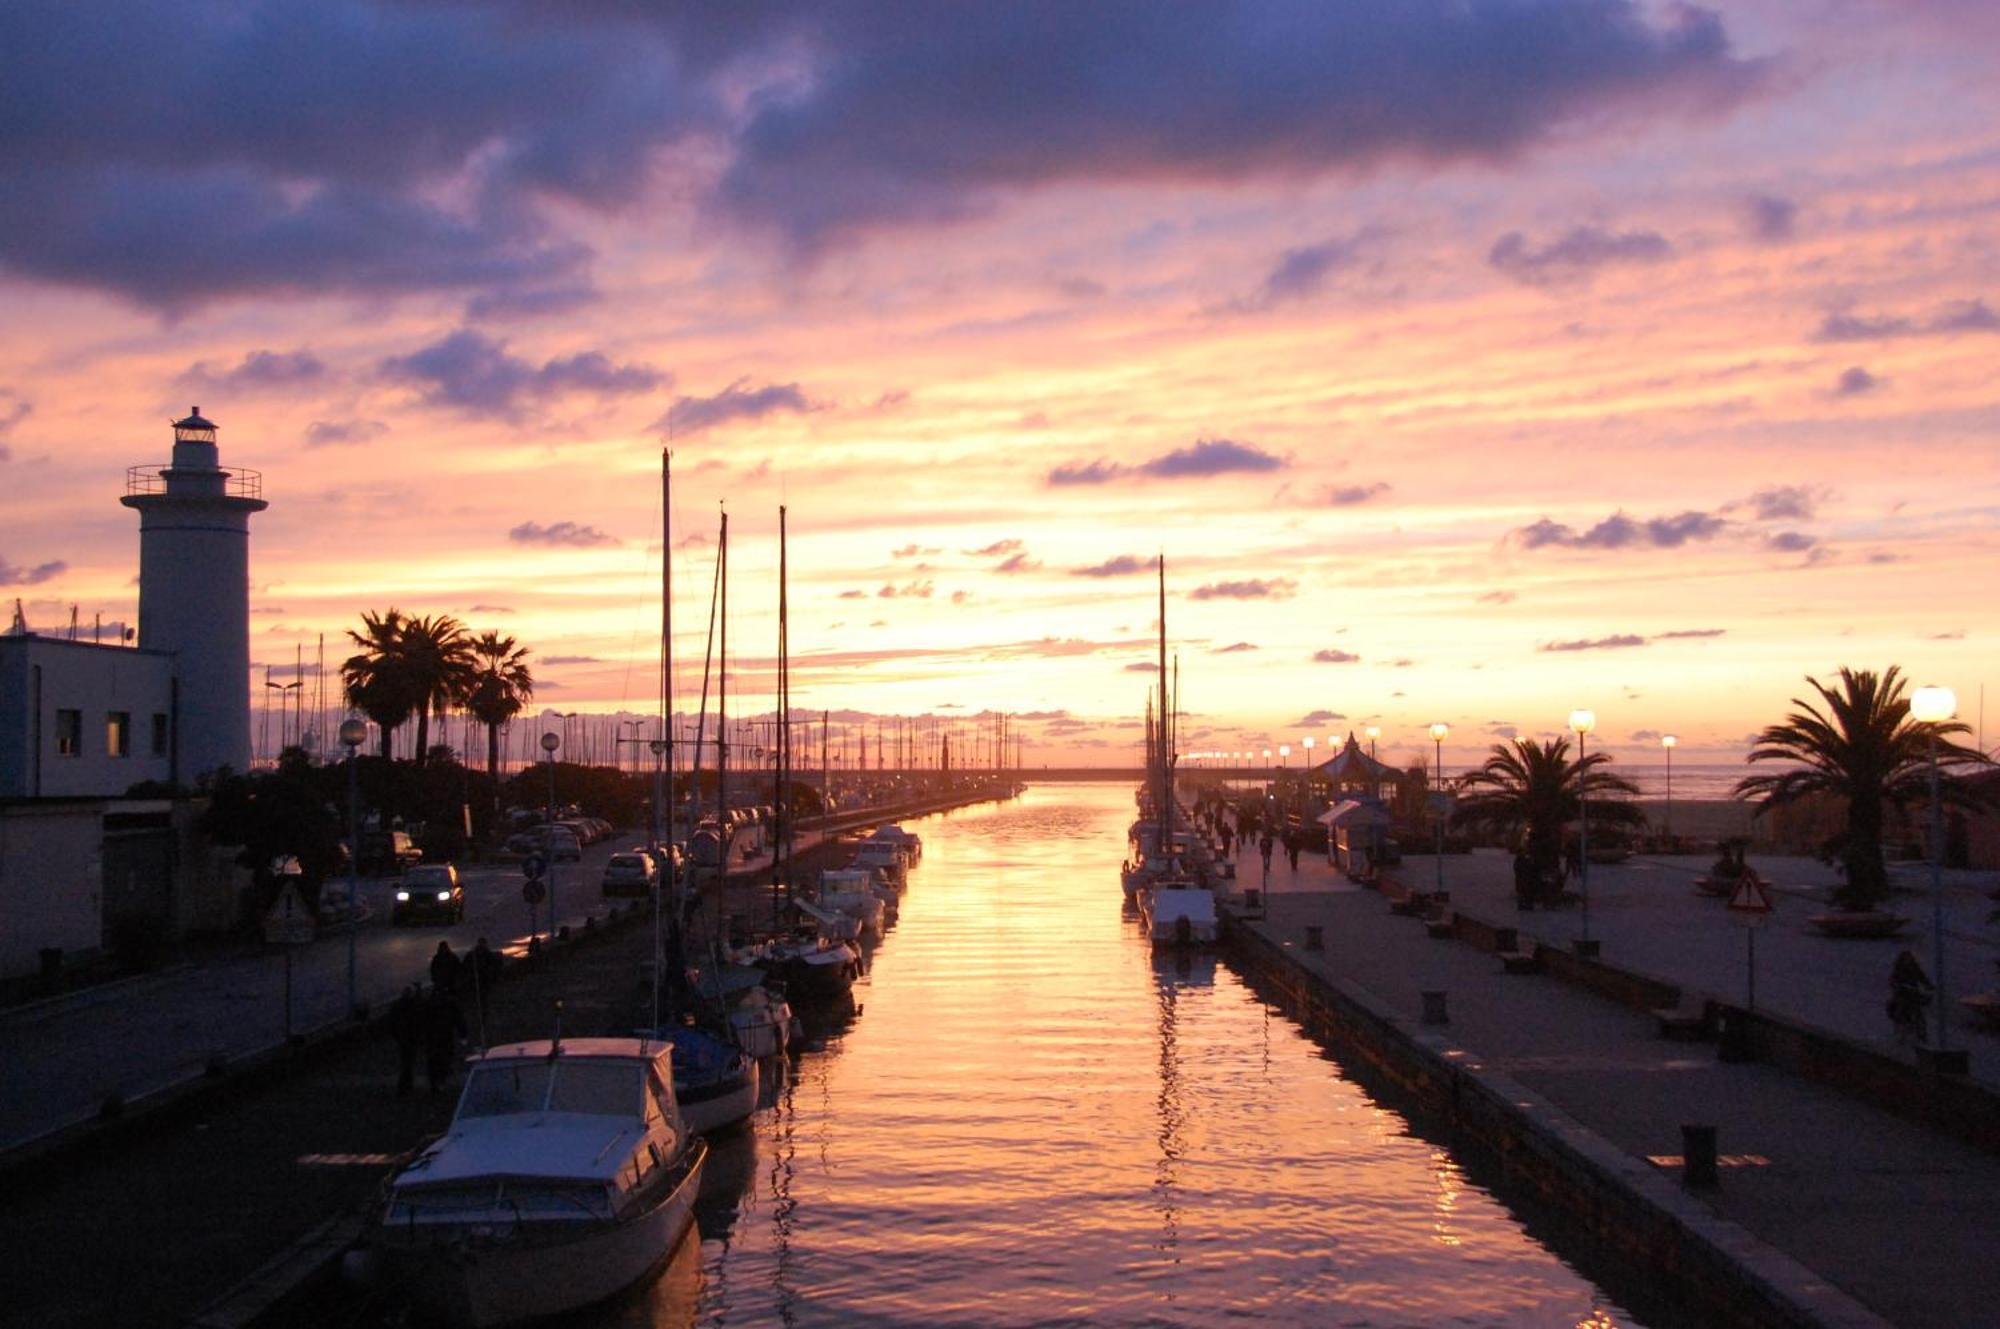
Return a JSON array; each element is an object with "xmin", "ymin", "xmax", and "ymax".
[
  {"xmin": 522, "ymin": 853, "xmax": 548, "ymax": 882},
  {"xmin": 1727, "ymin": 873, "xmax": 1774, "ymax": 927},
  {"xmin": 522, "ymin": 877, "xmax": 547, "ymax": 906}
]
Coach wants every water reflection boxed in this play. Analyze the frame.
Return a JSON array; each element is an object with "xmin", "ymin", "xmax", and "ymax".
[{"xmin": 648, "ymin": 785, "xmax": 1650, "ymax": 1327}]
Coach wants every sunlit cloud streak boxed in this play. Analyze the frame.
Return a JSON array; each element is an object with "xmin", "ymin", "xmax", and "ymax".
[
  {"xmin": 1048, "ymin": 437, "xmax": 1283, "ymax": 485},
  {"xmin": 1541, "ymin": 634, "xmax": 1647, "ymax": 652},
  {"xmin": 1191, "ymin": 578, "xmax": 1295, "ymax": 601},
  {"xmin": 1813, "ymin": 298, "xmax": 2000, "ymax": 342},
  {"xmin": 0, "ymin": 556, "xmax": 66, "ymax": 586},
  {"xmin": 1513, "ymin": 510, "xmax": 1726, "ymax": 550}
]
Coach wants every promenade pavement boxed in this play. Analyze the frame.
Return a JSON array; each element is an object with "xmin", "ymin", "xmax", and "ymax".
[
  {"xmin": 1234, "ymin": 841, "xmax": 2000, "ymax": 1327},
  {"xmin": 0, "ymin": 827, "xmax": 825, "ymax": 1159}
]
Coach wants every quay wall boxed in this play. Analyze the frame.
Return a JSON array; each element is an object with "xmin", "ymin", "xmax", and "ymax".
[{"xmin": 1222, "ymin": 915, "xmax": 1885, "ymax": 1329}]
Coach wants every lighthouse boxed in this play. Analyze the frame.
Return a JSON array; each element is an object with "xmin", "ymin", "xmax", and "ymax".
[{"xmin": 121, "ymin": 408, "xmax": 267, "ymax": 782}]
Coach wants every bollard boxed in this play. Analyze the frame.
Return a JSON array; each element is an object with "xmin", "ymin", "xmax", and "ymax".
[
  {"xmin": 1681, "ymin": 1124, "xmax": 1718, "ymax": 1186},
  {"xmin": 1244, "ymin": 888, "xmax": 1262, "ymax": 910},
  {"xmin": 1573, "ymin": 937, "xmax": 1601, "ymax": 960},
  {"xmin": 1304, "ymin": 924, "xmax": 1324, "ymax": 951},
  {"xmin": 1421, "ymin": 990, "xmax": 1449, "ymax": 1025},
  {"xmin": 1717, "ymin": 1007, "xmax": 1754, "ymax": 1063}
]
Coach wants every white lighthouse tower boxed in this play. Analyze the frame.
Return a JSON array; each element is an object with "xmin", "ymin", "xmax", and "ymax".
[{"xmin": 121, "ymin": 408, "xmax": 267, "ymax": 782}]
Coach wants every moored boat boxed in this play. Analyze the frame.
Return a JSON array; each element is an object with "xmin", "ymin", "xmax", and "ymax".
[
  {"xmin": 651, "ymin": 1025, "xmax": 759, "ymax": 1136},
  {"xmin": 369, "ymin": 1037, "xmax": 708, "ymax": 1328}
]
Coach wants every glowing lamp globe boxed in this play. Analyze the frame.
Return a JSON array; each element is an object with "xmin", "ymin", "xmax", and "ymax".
[
  {"xmin": 338, "ymin": 717, "xmax": 368, "ymax": 751},
  {"xmin": 1661, "ymin": 734, "xmax": 1677, "ymax": 749},
  {"xmin": 1568, "ymin": 708, "xmax": 1596, "ymax": 736},
  {"xmin": 1428, "ymin": 722, "xmax": 1449, "ymax": 742},
  {"xmin": 1911, "ymin": 686, "xmax": 1957, "ymax": 723},
  {"xmin": 541, "ymin": 731, "xmax": 561, "ymax": 754}
]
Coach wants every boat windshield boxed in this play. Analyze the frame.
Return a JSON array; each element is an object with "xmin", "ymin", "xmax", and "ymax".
[{"xmin": 458, "ymin": 1059, "xmax": 645, "ymax": 1119}]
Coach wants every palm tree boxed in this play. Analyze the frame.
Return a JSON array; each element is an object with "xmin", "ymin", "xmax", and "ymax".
[
  {"xmin": 1453, "ymin": 736, "xmax": 1644, "ymax": 879},
  {"xmin": 342, "ymin": 608, "xmax": 416, "ymax": 759},
  {"xmin": 465, "ymin": 630, "xmax": 535, "ymax": 777},
  {"xmin": 1735, "ymin": 666, "xmax": 1988, "ymax": 910},
  {"xmin": 399, "ymin": 613, "xmax": 476, "ymax": 768}
]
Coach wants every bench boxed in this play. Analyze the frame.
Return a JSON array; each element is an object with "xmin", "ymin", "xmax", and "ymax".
[
  {"xmin": 1425, "ymin": 910, "xmax": 1456, "ymax": 940},
  {"xmin": 1499, "ymin": 947, "xmax": 1540, "ymax": 975},
  {"xmin": 1389, "ymin": 889, "xmax": 1429, "ymax": 917},
  {"xmin": 1652, "ymin": 1002, "xmax": 1712, "ymax": 1041}
]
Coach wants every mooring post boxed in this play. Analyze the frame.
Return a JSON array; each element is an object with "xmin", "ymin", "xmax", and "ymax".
[{"xmin": 1304, "ymin": 924, "xmax": 1324, "ymax": 951}]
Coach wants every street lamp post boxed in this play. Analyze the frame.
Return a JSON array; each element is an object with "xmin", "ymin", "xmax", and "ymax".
[
  {"xmin": 338, "ymin": 716, "xmax": 368, "ymax": 1018},
  {"xmin": 541, "ymin": 731, "xmax": 561, "ymax": 933},
  {"xmin": 1569, "ymin": 709, "xmax": 1597, "ymax": 952},
  {"xmin": 1661, "ymin": 734, "xmax": 1678, "ymax": 846},
  {"xmin": 1910, "ymin": 685, "xmax": 1957, "ymax": 1055},
  {"xmin": 1429, "ymin": 723, "xmax": 1449, "ymax": 895}
]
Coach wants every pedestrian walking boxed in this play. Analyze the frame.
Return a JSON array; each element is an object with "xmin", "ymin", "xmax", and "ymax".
[
  {"xmin": 389, "ymin": 983, "xmax": 422, "ymax": 1098},
  {"xmin": 421, "ymin": 984, "xmax": 468, "ymax": 1096},
  {"xmin": 429, "ymin": 940, "xmax": 462, "ymax": 996},
  {"xmin": 1284, "ymin": 829, "xmax": 1301, "ymax": 871},
  {"xmin": 1259, "ymin": 834, "xmax": 1274, "ymax": 875},
  {"xmin": 1887, "ymin": 949, "xmax": 1932, "ymax": 1043}
]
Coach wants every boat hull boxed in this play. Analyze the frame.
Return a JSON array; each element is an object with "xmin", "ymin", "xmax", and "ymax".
[
  {"xmin": 387, "ymin": 1142, "xmax": 707, "ymax": 1328},
  {"xmin": 679, "ymin": 1056, "xmax": 759, "ymax": 1136},
  {"xmin": 1140, "ymin": 886, "xmax": 1218, "ymax": 947}
]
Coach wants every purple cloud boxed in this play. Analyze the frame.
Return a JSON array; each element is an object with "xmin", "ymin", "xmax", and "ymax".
[
  {"xmin": 659, "ymin": 379, "xmax": 811, "ymax": 436},
  {"xmin": 1313, "ymin": 648, "xmax": 1361, "ymax": 663},
  {"xmin": 1191, "ymin": 578, "xmax": 1296, "ymax": 600},
  {"xmin": 1515, "ymin": 509, "xmax": 1726, "ymax": 550},
  {"xmin": 1741, "ymin": 193, "xmax": 1796, "ymax": 241},
  {"xmin": 1327, "ymin": 482, "xmax": 1390, "ymax": 506},
  {"xmin": 178, "ymin": 348, "xmax": 326, "ymax": 392},
  {"xmin": 1072, "ymin": 555, "xmax": 1148, "ymax": 577},
  {"xmin": 508, "ymin": 520, "xmax": 618, "ymax": 548},
  {"xmin": 305, "ymin": 418, "xmax": 387, "ymax": 448},
  {"xmin": 1488, "ymin": 225, "xmax": 1672, "ymax": 286},
  {"xmin": 1834, "ymin": 366, "xmax": 1880, "ymax": 396},
  {"xmin": 1814, "ymin": 298, "xmax": 2000, "ymax": 342},
  {"xmin": 382, "ymin": 330, "xmax": 664, "ymax": 420},
  {"xmin": 0, "ymin": 556, "xmax": 66, "ymax": 586},
  {"xmin": 1540, "ymin": 634, "xmax": 1647, "ymax": 652}
]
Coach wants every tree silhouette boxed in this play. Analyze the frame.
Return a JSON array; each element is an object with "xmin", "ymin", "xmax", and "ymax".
[
  {"xmin": 1453, "ymin": 736, "xmax": 1643, "ymax": 879},
  {"xmin": 1735, "ymin": 666, "xmax": 1989, "ymax": 910}
]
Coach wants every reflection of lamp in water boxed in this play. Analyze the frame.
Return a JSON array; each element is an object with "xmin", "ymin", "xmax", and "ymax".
[
  {"xmin": 1428, "ymin": 723, "xmax": 1449, "ymax": 895},
  {"xmin": 1568, "ymin": 709, "xmax": 1596, "ymax": 948},
  {"xmin": 1910, "ymin": 684, "xmax": 1956, "ymax": 1053}
]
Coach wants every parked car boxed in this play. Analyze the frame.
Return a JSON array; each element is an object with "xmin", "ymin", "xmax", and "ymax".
[
  {"xmin": 360, "ymin": 830, "xmax": 423, "ymax": 876},
  {"xmin": 542, "ymin": 825, "xmax": 583, "ymax": 862},
  {"xmin": 601, "ymin": 851, "xmax": 659, "ymax": 898},
  {"xmin": 393, "ymin": 863, "xmax": 464, "ymax": 924}
]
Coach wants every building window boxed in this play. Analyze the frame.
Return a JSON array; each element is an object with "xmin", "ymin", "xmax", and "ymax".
[
  {"xmin": 55, "ymin": 709, "xmax": 82, "ymax": 756},
  {"xmin": 107, "ymin": 711, "xmax": 131, "ymax": 758},
  {"xmin": 152, "ymin": 713, "xmax": 170, "ymax": 757}
]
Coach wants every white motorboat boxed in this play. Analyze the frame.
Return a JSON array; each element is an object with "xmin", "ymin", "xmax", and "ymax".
[
  {"xmin": 727, "ymin": 983, "xmax": 798, "ymax": 1060},
  {"xmin": 851, "ymin": 839, "xmax": 909, "ymax": 888},
  {"xmin": 1140, "ymin": 884, "xmax": 1218, "ymax": 948},
  {"xmin": 867, "ymin": 824, "xmax": 922, "ymax": 865},
  {"xmin": 371, "ymin": 1037, "xmax": 708, "ymax": 1328},
  {"xmin": 652, "ymin": 1025, "xmax": 759, "ymax": 1136},
  {"xmin": 818, "ymin": 868, "xmax": 889, "ymax": 940}
]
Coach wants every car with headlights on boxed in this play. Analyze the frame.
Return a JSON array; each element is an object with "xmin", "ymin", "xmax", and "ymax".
[{"xmin": 392, "ymin": 863, "xmax": 464, "ymax": 925}]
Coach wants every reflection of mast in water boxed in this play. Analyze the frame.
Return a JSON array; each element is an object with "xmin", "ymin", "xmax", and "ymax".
[
  {"xmin": 1151, "ymin": 952, "xmax": 1205, "ymax": 1265},
  {"xmin": 764, "ymin": 1068, "xmax": 802, "ymax": 1329}
]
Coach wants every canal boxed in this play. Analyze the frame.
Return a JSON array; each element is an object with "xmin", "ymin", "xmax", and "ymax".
[{"xmin": 602, "ymin": 782, "xmax": 1655, "ymax": 1327}]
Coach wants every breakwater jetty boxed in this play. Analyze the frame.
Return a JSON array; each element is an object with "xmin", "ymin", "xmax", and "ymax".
[{"xmin": 1209, "ymin": 842, "xmax": 2000, "ymax": 1328}]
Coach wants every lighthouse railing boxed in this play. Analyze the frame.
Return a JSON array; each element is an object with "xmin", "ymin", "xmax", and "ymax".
[{"xmin": 126, "ymin": 465, "xmax": 263, "ymax": 499}]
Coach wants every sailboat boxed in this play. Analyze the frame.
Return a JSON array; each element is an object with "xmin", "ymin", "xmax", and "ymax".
[{"xmin": 1132, "ymin": 556, "xmax": 1218, "ymax": 947}]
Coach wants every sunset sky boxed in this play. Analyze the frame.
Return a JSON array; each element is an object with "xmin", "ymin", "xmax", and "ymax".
[{"xmin": 2, "ymin": 1, "xmax": 1995, "ymax": 769}]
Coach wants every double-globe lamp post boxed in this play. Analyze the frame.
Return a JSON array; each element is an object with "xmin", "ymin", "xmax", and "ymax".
[
  {"xmin": 338, "ymin": 716, "xmax": 368, "ymax": 1018},
  {"xmin": 1910, "ymin": 684, "xmax": 1957, "ymax": 1052},
  {"xmin": 1661, "ymin": 733, "xmax": 1677, "ymax": 845},
  {"xmin": 1366, "ymin": 725, "xmax": 1381, "ymax": 762},
  {"xmin": 1429, "ymin": 723, "xmax": 1449, "ymax": 894},
  {"xmin": 541, "ymin": 730, "xmax": 561, "ymax": 932},
  {"xmin": 1569, "ymin": 708, "xmax": 1596, "ymax": 947}
]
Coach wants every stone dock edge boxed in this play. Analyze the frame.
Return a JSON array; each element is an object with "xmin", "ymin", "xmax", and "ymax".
[{"xmin": 1222, "ymin": 912, "xmax": 1890, "ymax": 1329}]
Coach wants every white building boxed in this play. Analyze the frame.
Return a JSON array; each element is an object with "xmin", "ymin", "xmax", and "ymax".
[
  {"xmin": 0, "ymin": 409, "xmax": 265, "ymax": 984},
  {"xmin": 0, "ymin": 634, "xmax": 177, "ymax": 798}
]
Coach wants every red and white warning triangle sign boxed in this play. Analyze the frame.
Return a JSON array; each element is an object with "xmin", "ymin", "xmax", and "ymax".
[{"xmin": 1726, "ymin": 873, "xmax": 1775, "ymax": 915}]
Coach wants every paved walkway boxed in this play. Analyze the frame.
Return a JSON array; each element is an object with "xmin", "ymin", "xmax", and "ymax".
[{"xmin": 1232, "ymin": 843, "xmax": 2000, "ymax": 1327}]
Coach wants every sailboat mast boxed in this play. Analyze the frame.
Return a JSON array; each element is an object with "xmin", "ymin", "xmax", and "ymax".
[
  {"xmin": 717, "ymin": 509, "xmax": 728, "ymax": 834},
  {"xmin": 775, "ymin": 505, "xmax": 790, "ymax": 915},
  {"xmin": 659, "ymin": 448, "xmax": 672, "ymax": 847},
  {"xmin": 1157, "ymin": 554, "xmax": 1171, "ymax": 851}
]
